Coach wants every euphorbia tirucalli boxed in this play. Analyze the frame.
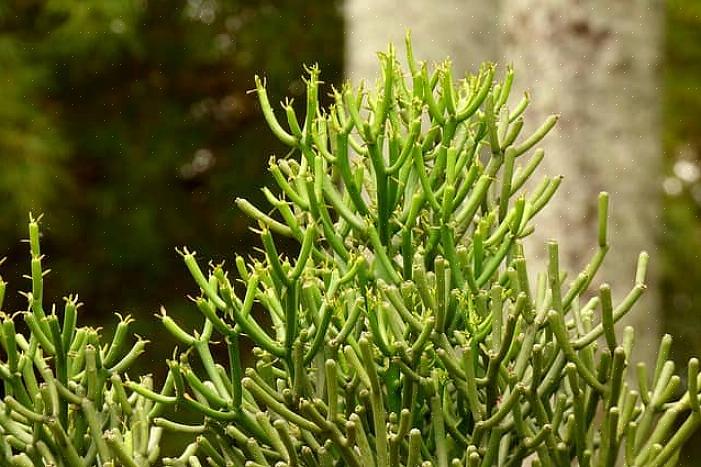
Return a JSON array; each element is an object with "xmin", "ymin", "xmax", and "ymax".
[
  {"xmin": 0, "ymin": 215, "xmax": 163, "ymax": 467},
  {"xmin": 1, "ymin": 35, "xmax": 699, "ymax": 467}
]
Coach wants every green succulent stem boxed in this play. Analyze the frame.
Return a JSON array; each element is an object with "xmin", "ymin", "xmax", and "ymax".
[{"xmin": 1, "ymin": 36, "xmax": 698, "ymax": 467}]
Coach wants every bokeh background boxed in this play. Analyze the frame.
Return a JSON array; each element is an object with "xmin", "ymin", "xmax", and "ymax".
[{"xmin": 1, "ymin": 0, "xmax": 700, "ymax": 461}]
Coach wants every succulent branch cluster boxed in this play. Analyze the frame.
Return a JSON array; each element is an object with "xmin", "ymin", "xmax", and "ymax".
[
  {"xmin": 0, "ymin": 216, "xmax": 162, "ymax": 466},
  {"xmin": 1, "ymin": 36, "xmax": 700, "ymax": 466}
]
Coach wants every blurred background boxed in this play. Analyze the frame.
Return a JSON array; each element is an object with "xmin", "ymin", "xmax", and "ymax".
[{"xmin": 0, "ymin": 0, "xmax": 700, "ymax": 461}]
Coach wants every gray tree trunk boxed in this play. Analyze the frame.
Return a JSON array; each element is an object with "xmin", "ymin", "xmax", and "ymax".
[
  {"xmin": 344, "ymin": 0, "xmax": 500, "ymax": 81},
  {"xmin": 344, "ymin": 0, "xmax": 663, "ymax": 367},
  {"xmin": 501, "ymin": 0, "xmax": 664, "ymax": 367}
]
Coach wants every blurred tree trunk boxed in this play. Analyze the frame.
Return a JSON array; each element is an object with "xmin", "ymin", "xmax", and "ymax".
[
  {"xmin": 344, "ymin": 0, "xmax": 663, "ymax": 366},
  {"xmin": 501, "ymin": 0, "xmax": 664, "ymax": 366},
  {"xmin": 344, "ymin": 0, "xmax": 500, "ymax": 81}
]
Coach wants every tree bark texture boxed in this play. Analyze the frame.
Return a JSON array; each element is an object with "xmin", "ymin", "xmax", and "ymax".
[
  {"xmin": 344, "ymin": 0, "xmax": 499, "ymax": 81},
  {"xmin": 500, "ymin": 0, "xmax": 664, "ymax": 366},
  {"xmin": 345, "ymin": 0, "xmax": 664, "ymax": 366}
]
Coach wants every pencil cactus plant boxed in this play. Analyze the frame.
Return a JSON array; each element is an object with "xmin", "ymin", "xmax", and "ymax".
[
  {"xmin": 154, "ymin": 36, "xmax": 701, "ymax": 467},
  {"xmin": 0, "ymin": 216, "xmax": 169, "ymax": 466},
  {"xmin": 1, "ymin": 36, "xmax": 700, "ymax": 466}
]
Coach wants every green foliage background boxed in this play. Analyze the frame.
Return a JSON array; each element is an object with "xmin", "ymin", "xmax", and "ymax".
[
  {"xmin": 1, "ymin": 0, "xmax": 700, "ymax": 462},
  {"xmin": 662, "ymin": 4, "xmax": 701, "ymax": 462},
  {"xmin": 0, "ymin": 0, "xmax": 343, "ymax": 362},
  {"xmin": 663, "ymin": 0, "xmax": 701, "ymax": 363}
]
